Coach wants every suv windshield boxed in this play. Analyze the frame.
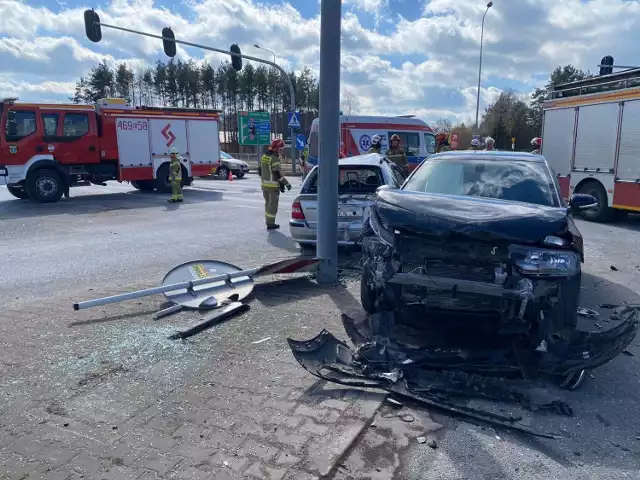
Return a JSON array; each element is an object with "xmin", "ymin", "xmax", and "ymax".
[
  {"xmin": 303, "ymin": 165, "xmax": 383, "ymax": 194},
  {"xmin": 403, "ymin": 156, "xmax": 558, "ymax": 207}
]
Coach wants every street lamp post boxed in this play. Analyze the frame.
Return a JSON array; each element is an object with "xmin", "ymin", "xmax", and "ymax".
[
  {"xmin": 474, "ymin": 1, "xmax": 493, "ymax": 133},
  {"xmin": 254, "ymin": 44, "xmax": 277, "ymax": 141}
]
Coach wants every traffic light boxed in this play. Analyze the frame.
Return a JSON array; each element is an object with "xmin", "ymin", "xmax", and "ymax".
[
  {"xmin": 83, "ymin": 9, "xmax": 102, "ymax": 43},
  {"xmin": 230, "ymin": 44, "xmax": 243, "ymax": 71},
  {"xmin": 600, "ymin": 55, "xmax": 614, "ymax": 75},
  {"xmin": 162, "ymin": 27, "xmax": 177, "ymax": 58}
]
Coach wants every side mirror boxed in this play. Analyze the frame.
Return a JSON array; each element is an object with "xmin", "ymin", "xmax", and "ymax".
[
  {"xmin": 569, "ymin": 193, "xmax": 598, "ymax": 212},
  {"xmin": 83, "ymin": 9, "xmax": 102, "ymax": 43},
  {"xmin": 377, "ymin": 185, "xmax": 392, "ymax": 193}
]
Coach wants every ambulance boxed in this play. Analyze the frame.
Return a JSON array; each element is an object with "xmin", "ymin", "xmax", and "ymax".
[{"xmin": 306, "ymin": 115, "xmax": 436, "ymax": 172}]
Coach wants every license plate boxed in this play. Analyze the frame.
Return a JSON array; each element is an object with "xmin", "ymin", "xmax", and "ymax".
[
  {"xmin": 338, "ymin": 207, "xmax": 363, "ymax": 217},
  {"xmin": 0, "ymin": 167, "xmax": 7, "ymax": 176}
]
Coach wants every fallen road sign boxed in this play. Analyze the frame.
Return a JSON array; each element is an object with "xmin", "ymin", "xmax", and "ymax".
[{"xmin": 73, "ymin": 255, "xmax": 321, "ymax": 311}]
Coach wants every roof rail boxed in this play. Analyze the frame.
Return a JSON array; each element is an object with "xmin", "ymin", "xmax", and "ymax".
[
  {"xmin": 395, "ymin": 114, "xmax": 416, "ymax": 118},
  {"xmin": 549, "ymin": 68, "xmax": 640, "ymax": 100}
]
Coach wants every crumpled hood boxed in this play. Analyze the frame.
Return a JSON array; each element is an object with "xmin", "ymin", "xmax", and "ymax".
[{"xmin": 375, "ymin": 189, "xmax": 568, "ymax": 243}]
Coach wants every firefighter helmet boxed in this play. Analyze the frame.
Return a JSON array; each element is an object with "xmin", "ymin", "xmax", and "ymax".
[
  {"xmin": 371, "ymin": 134, "xmax": 382, "ymax": 145},
  {"xmin": 390, "ymin": 134, "xmax": 400, "ymax": 143},
  {"xmin": 270, "ymin": 138, "xmax": 285, "ymax": 151},
  {"xmin": 470, "ymin": 138, "xmax": 481, "ymax": 147},
  {"xmin": 531, "ymin": 137, "xmax": 542, "ymax": 148},
  {"xmin": 435, "ymin": 133, "xmax": 448, "ymax": 144},
  {"xmin": 169, "ymin": 146, "xmax": 179, "ymax": 155}
]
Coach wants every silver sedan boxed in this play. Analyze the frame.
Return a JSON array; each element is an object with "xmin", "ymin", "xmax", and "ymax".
[{"xmin": 289, "ymin": 153, "xmax": 407, "ymax": 247}]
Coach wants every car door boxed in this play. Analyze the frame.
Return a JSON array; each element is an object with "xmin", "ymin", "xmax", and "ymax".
[
  {"xmin": 52, "ymin": 111, "xmax": 100, "ymax": 165},
  {"xmin": 1, "ymin": 106, "xmax": 40, "ymax": 167}
]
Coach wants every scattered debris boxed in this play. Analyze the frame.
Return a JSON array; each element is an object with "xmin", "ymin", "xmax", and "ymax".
[
  {"xmin": 573, "ymin": 451, "xmax": 581, "ymax": 456},
  {"xmin": 588, "ymin": 373, "xmax": 595, "ymax": 379},
  {"xmin": 385, "ymin": 398, "xmax": 403, "ymax": 408},
  {"xmin": 252, "ymin": 337, "xmax": 272, "ymax": 345},
  {"xmin": 417, "ymin": 436, "xmax": 426, "ymax": 444},
  {"xmin": 152, "ymin": 304, "xmax": 183, "ymax": 320},
  {"xmin": 401, "ymin": 414, "xmax": 415, "ymax": 423},
  {"xmin": 623, "ymin": 350, "xmax": 634, "ymax": 356},
  {"xmin": 600, "ymin": 303, "xmax": 618, "ymax": 309},
  {"xmin": 611, "ymin": 265, "xmax": 619, "ymax": 271},
  {"xmin": 577, "ymin": 308, "xmax": 599, "ymax": 318},
  {"xmin": 169, "ymin": 302, "xmax": 249, "ymax": 340},
  {"xmin": 427, "ymin": 438, "xmax": 438, "ymax": 449},
  {"xmin": 595, "ymin": 413, "xmax": 612, "ymax": 427},
  {"xmin": 45, "ymin": 401, "xmax": 68, "ymax": 417}
]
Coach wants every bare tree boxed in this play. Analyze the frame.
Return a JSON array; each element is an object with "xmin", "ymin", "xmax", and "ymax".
[
  {"xmin": 434, "ymin": 117, "xmax": 453, "ymax": 133},
  {"xmin": 341, "ymin": 90, "xmax": 360, "ymax": 115}
]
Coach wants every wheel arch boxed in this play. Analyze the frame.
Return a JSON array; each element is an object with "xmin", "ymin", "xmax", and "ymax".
[
  {"xmin": 27, "ymin": 158, "xmax": 68, "ymax": 181},
  {"xmin": 574, "ymin": 177, "xmax": 607, "ymax": 200}
]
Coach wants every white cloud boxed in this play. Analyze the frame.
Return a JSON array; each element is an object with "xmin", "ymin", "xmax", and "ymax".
[{"xmin": 0, "ymin": 0, "xmax": 639, "ymax": 127}]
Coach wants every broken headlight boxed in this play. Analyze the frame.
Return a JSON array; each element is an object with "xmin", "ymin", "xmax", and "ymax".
[
  {"xmin": 369, "ymin": 209, "xmax": 395, "ymax": 247},
  {"xmin": 515, "ymin": 248, "xmax": 580, "ymax": 277}
]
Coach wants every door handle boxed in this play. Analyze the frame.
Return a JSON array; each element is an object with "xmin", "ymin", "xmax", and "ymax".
[{"xmin": 89, "ymin": 146, "xmax": 96, "ymax": 152}]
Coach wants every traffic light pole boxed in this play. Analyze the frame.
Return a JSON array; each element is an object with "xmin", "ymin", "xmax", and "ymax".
[
  {"xmin": 315, "ymin": 0, "xmax": 342, "ymax": 285},
  {"xmin": 83, "ymin": 16, "xmax": 297, "ymax": 172}
]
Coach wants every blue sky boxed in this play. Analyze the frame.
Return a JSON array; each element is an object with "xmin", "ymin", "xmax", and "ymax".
[{"xmin": 1, "ymin": 0, "xmax": 639, "ymax": 125}]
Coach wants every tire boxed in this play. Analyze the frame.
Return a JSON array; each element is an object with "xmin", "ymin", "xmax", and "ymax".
[
  {"xmin": 235, "ymin": 172, "xmax": 245, "ymax": 179},
  {"xmin": 218, "ymin": 165, "xmax": 230, "ymax": 180},
  {"xmin": 25, "ymin": 168, "xmax": 64, "ymax": 203},
  {"xmin": 577, "ymin": 181, "xmax": 613, "ymax": 222},
  {"xmin": 154, "ymin": 163, "xmax": 172, "ymax": 193},
  {"xmin": 360, "ymin": 263, "xmax": 378, "ymax": 314},
  {"xmin": 131, "ymin": 180, "xmax": 155, "ymax": 191},
  {"xmin": 6, "ymin": 185, "xmax": 29, "ymax": 199}
]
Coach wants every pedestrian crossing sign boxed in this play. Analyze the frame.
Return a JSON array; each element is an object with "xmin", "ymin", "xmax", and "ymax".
[{"xmin": 288, "ymin": 112, "xmax": 301, "ymax": 129}]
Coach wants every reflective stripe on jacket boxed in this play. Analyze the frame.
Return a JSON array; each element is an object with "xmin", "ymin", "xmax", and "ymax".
[
  {"xmin": 260, "ymin": 153, "xmax": 288, "ymax": 190},
  {"xmin": 169, "ymin": 158, "xmax": 182, "ymax": 180}
]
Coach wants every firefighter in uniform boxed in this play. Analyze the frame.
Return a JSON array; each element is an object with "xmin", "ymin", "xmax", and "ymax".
[
  {"xmin": 435, "ymin": 133, "xmax": 450, "ymax": 153},
  {"xmin": 484, "ymin": 136, "xmax": 496, "ymax": 151},
  {"xmin": 168, "ymin": 146, "xmax": 183, "ymax": 203},
  {"xmin": 261, "ymin": 139, "xmax": 291, "ymax": 230},
  {"xmin": 367, "ymin": 134, "xmax": 383, "ymax": 154},
  {"xmin": 531, "ymin": 137, "xmax": 542, "ymax": 154},
  {"xmin": 385, "ymin": 134, "xmax": 408, "ymax": 171}
]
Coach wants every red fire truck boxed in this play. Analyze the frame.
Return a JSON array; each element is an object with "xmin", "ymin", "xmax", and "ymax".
[
  {"xmin": 0, "ymin": 97, "xmax": 221, "ymax": 203},
  {"xmin": 542, "ymin": 68, "xmax": 640, "ymax": 222}
]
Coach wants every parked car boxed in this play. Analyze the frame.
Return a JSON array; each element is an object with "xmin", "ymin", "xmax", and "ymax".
[
  {"xmin": 216, "ymin": 151, "xmax": 250, "ymax": 179},
  {"xmin": 289, "ymin": 153, "xmax": 407, "ymax": 247},
  {"xmin": 358, "ymin": 150, "xmax": 624, "ymax": 387}
]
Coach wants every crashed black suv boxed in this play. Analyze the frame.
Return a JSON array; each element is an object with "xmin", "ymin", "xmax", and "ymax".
[{"xmin": 361, "ymin": 151, "xmax": 602, "ymax": 364}]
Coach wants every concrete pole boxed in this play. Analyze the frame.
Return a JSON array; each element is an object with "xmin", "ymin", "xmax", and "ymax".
[{"xmin": 315, "ymin": 0, "xmax": 341, "ymax": 284}]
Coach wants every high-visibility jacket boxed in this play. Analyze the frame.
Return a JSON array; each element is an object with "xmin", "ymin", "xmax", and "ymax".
[
  {"xmin": 436, "ymin": 144, "xmax": 450, "ymax": 153},
  {"xmin": 260, "ymin": 153, "xmax": 290, "ymax": 190},
  {"xmin": 385, "ymin": 147, "xmax": 407, "ymax": 168},
  {"xmin": 169, "ymin": 157, "xmax": 182, "ymax": 181}
]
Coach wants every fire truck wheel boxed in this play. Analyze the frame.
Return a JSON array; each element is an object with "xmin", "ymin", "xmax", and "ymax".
[
  {"xmin": 577, "ymin": 181, "xmax": 613, "ymax": 222},
  {"xmin": 25, "ymin": 168, "xmax": 64, "ymax": 203},
  {"xmin": 6, "ymin": 185, "xmax": 30, "ymax": 200},
  {"xmin": 154, "ymin": 163, "xmax": 172, "ymax": 193},
  {"xmin": 131, "ymin": 180, "xmax": 155, "ymax": 191}
]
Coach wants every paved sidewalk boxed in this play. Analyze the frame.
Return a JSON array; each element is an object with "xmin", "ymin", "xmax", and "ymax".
[{"xmin": 0, "ymin": 274, "xmax": 385, "ymax": 479}]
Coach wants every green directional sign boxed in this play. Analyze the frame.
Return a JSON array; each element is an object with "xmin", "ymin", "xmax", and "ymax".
[{"xmin": 238, "ymin": 111, "xmax": 271, "ymax": 146}]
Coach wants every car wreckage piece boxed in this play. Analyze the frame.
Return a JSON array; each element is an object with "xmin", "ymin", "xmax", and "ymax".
[{"xmin": 287, "ymin": 329, "xmax": 572, "ymax": 439}]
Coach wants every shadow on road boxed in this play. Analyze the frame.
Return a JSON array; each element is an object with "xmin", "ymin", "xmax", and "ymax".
[
  {"xmin": 252, "ymin": 276, "xmax": 329, "ymax": 307},
  {"xmin": 0, "ymin": 188, "xmax": 228, "ymax": 220},
  {"xmin": 267, "ymin": 230, "xmax": 301, "ymax": 253}
]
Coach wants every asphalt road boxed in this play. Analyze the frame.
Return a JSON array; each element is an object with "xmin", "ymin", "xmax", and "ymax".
[
  {"xmin": 0, "ymin": 174, "xmax": 302, "ymax": 304},
  {"xmin": 3, "ymin": 175, "xmax": 640, "ymax": 479}
]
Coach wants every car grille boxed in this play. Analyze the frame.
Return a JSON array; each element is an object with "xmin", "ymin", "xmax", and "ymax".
[{"xmin": 401, "ymin": 261, "xmax": 496, "ymax": 283}]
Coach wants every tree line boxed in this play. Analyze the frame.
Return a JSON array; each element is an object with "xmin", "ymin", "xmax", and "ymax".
[
  {"xmin": 435, "ymin": 65, "xmax": 591, "ymax": 151},
  {"xmin": 71, "ymin": 59, "xmax": 321, "ymax": 149},
  {"xmin": 71, "ymin": 59, "xmax": 589, "ymax": 152}
]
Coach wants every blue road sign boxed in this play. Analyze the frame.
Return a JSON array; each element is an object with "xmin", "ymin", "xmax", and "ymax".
[
  {"xmin": 287, "ymin": 112, "xmax": 301, "ymax": 129},
  {"xmin": 296, "ymin": 134, "xmax": 306, "ymax": 149},
  {"xmin": 258, "ymin": 121, "xmax": 271, "ymax": 132}
]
